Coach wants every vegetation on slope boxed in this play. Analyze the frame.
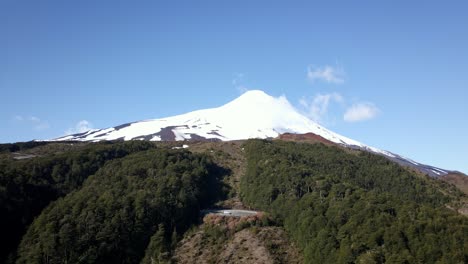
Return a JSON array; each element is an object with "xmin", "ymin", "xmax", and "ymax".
[
  {"xmin": 15, "ymin": 147, "xmax": 227, "ymax": 264},
  {"xmin": 174, "ymin": 213, "xmax": 302, "ymax": 264},
  {"xmin": 1, "ymin": 139, "xmax": 467, "ymax": 263},
  {"xmin": 240, "ymin": 140, "xmax": 468, "ymax": 263},
  {"xmin": 0, "ymin": 141, "xmax": 154, "ymax": 262},
  {"xmin": 0, "ymin": 141, "xmax": 49, "ymax": 153}
]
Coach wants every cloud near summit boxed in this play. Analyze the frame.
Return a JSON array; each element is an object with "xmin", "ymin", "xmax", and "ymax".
[
  {"xmin": 65, "ymin": 120, "xmax": 93, "ymax": 135},
  {"xmin": 14, "ymin": 115, "xmax": 50, "ymax": 131},
  {"xmin": 300, "ymin": 93, "xmax": 344, "ymax": 124},
  {"xmin": 344, "ymin": 103, "xmax": 380, "ymax": 122},
  {"xmin": 307, "ymin": 65, "xmax": 345, "ymax": 84}
]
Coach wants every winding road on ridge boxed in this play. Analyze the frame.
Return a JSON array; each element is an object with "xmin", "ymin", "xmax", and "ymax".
[{"xmin": 201, "ymin": 209, "xmax": 259, "ymax": 217}]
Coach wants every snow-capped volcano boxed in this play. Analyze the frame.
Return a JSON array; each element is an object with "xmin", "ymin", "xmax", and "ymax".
[
  {"xmin": 55, "ymin": 90, "xmax": 354, "ymax": 142},
  {"xmin": 54, "ymin": 90, "xmax": 450, "ymax": 177}
]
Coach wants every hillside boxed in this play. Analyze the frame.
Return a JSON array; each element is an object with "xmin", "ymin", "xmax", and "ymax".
[
  {"xmin": 240, "ymin": 140, "xmax": 467, "ymax": 263},
  {"xmin": 0, "ymin": 139, "xmax": 466, "ymax": 263}
]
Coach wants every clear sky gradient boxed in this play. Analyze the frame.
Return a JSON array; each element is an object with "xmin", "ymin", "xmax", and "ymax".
[{"xmin": 1, "ymin": 1, "xmax": 467, "ymax": 174}]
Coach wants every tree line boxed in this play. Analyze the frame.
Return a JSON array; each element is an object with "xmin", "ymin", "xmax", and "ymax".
[
  {"xmin": 240, "ymin": 139, "xmax": 467, "ymax": 263},
  {"xmin": 1, "ymin": 141, "xmax": 228, "ymax": 263}
]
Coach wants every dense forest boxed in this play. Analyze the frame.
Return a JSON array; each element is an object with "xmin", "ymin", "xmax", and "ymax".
[
  {"xmin": 1, "ymin": 140, "xmax": 467, "ymax": 263},
  {"xmin": 0, "ymin": 142, "xmax": 227, "ymax": 263},
  {"xmin": 0, "ymin": 141, "xmax": 156, "ymax": 262},
  {"xmin": 240, "ymin": 140, "xmax": 468, "ymax": 263}
]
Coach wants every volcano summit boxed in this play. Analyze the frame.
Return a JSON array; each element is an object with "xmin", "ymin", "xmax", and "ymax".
[{"xmin": 54, "ymin": 90, "xmax": 452, "ymax": 177}]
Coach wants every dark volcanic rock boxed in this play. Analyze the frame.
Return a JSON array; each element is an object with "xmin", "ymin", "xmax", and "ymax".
[
  {"xmin": 189, "ymin": 134, "xmax": 222, "ymax": 142},
  {"xmin": 114, "ymin": 123, "xmax": 133, "ymax": 130},
  {"xmin": 155, "ymin": 126, "xmax": 177, "ymax": 141},
  {"xmin": 279, "ymin": 132, "xmax": 334, "ymax": 145}
]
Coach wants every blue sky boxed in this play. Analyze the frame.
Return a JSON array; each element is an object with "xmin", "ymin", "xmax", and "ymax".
[{"xmin": 1, "ymin": 0, "xmax": 467, "ymax": 174}]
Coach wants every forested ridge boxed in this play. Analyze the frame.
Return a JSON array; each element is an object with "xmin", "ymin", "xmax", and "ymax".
[
  {"xmin": 15, "ymin": 148, "xmax": 227, "ymax": 264},
  {"xmin": 240, "ymin": 140, "xmax": 468, "ymax": 263},
  {"xmin": 0, "ymin": 140, "xmax": 467, "ymax": 263},
  {"xmin": 0, "ymin": 141, "xmax": 228, "ymax": 263},
  {"xmin": 0, "ymin": 141, "xmax": 155, "ymax": 262}
]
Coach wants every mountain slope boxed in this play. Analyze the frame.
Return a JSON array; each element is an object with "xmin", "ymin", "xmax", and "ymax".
[
  {"xmin": 55, "ymin": 90, "xmax": 362, "ymax": 143},
  {"xmin": 239, "ymin": 139, "xmax": 468, "ymax": 263},
  {"xmin": 53, "ymin": 90, "xmax": 452, "ymax": 177},
  {"xmin": 4, "ymin": 139, "xmax": 466, "ymax": 263}
]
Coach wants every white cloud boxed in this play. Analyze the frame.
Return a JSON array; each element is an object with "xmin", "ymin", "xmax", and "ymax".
[
  {"xmin": 232, "ymin": 73, "xmax": 244, "ymax": 86},
  {"xmin": 307, "ymin": 65, "xmax": 345, "ymax": 84},
  {"xmin": 66, "ymin": 120, "xmax": 93, "ymax": 135},
  {"xmin": 232, "ymin": 73, "xmax": 249, "ymax": 93},
  {"xmin": 34, "ymin": 122, "xmax": 50, "ymax": 131},
  {"xmin": 237, "ymin": 85, "xmax": 249, "ymax": 94},
  {"xmin": 300, "ymin": 93, "xmax": 344, "ymax": 124},
  {"xmin": 29, "ymin": 116, "xmax": 40, "ymax": 122},
  {"xmin": 299, "ymin": 97, "xmax": 309, "ymax": 108},
  {"xmin": 344, "ymin": 103, "xmax": 380, "ymax": 122},
  {"xmin": 29, "ymin": 116, "xmax": 50, "ymax": 130},
  {"xmin": 13, "ymin": 115, "xmax": 49, "ymax": 130}
]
